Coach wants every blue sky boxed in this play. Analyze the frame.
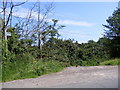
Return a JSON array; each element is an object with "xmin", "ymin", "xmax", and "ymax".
[
  {"xmin": 38, "ymin": 2, "xmax": 118, "ymax": 43},
  {"xmin": 0, "ymin": 1, "xmax": 119, "ymax": 43},
  {"xmin": 51, "ymin": 2, "xmax": 118, "ymax": 43}
]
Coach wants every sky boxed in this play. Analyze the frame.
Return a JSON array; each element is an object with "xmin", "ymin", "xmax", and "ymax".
[
  {"xmin": 0, "ymin": 0, "xmax": 119, "ymax": 43},
  {"xmin": 52, "ymin": 2, "xmax": 118, "ymax": 43},
  {"xmin": 42, "ymin": 2, "xmax": 118, "ymax": 43}
]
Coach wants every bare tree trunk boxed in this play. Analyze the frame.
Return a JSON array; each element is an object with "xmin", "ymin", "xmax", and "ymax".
[
  {"xmin": 38, "ymin": 32, "xmax": 41, "ymax": 49},
  {"xmin": 37, "ymin": 1, "xmax": 42, "ymax": 50},
  {"xmin": 2, "ymin": 0, "xmax": 27, "ymax": 40},
  {"xmin": 3, "ymin": 0, "xmax": 7, "ymax": 40},
  {"xmin": 1, "ymin": 0, "xmax": 27, "ymax": 54}
]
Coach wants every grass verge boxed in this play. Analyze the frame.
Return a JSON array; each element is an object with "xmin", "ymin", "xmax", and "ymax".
[
  {"xmin": 99, "ymin": 58, "xmax": 120, "ymax": 65},
  {"xmin": 2, "ymin": 53, "xmax": 65, "ymax": 82}
]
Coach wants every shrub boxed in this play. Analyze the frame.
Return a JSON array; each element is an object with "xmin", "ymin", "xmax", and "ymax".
[{"xmin": 2, "ymin": 53, "xmax": 64, "ymax": 82}]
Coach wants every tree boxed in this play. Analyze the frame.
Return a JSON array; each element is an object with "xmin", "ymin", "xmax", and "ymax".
[
  {"xmin": 0, "ymin": 0, "xmax": 27, "ymax": 40},
  {"xmin": 15, "ymin": 2, "xmax": 56, "ymax": 50},
  {"xmin": 27, "ymin": 2, "xmax": 55, "ymax": 50},
  {"xmin": 0, "ymin": 0, "xmax": 28, "ymax": 60},
  {"xmin": 103, "ymin": 8, "xmax": 120, "ymax": 58}
]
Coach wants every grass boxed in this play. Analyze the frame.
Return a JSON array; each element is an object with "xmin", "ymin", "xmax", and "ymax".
[
  {"xmin": 0, "ymin": 64, "xmax": 2, "ymax": 82},
  {"xmin": 2, "ymin": 52, "xmax": 120, "ymax": 82},
  {"xmin": 2, "ymin": 53, "xmax": 65, "ymax": 82},
  {"xmin": 2, "ymin": 60, "xmax": 64, "ymax": 82},
  {"xmin": 99, "ymin": 58, "xmax": 120, "ymax": 65}
]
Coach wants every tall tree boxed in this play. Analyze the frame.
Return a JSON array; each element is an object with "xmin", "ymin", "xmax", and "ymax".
[{"xmin": 103, "ymin": 8, "xmax": 120, "ymax": 58}]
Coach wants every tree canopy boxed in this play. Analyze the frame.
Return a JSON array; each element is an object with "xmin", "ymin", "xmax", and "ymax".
[{"xmin": 103, "ymin": 8, "xmax": 120, "ymax": 58}]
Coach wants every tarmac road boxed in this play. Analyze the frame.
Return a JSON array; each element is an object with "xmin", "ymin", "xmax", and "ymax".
[{"xmin": 2, "ymin": 66, "xmax": 118, "ymax": 88}]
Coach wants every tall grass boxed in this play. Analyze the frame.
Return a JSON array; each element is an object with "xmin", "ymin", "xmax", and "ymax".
[
  {"xmin": 2, "ymin": 52, "xmax": 120, "ymax": 82},
  {"xmin": 99, "ymin": 58, "xmax": 120, "ymax": 65},
  {"xmin": 2, "ymin": 53, "xmax": 65, "ymax": 82},
  {"xmin": 0, "ymin": 64, "xmax": 2, "ymax": 82}
]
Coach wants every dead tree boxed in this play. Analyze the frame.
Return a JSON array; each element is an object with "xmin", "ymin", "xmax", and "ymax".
[{"xmin": 0, "ymin": 0, "xmax": 27, "ymax": 40}]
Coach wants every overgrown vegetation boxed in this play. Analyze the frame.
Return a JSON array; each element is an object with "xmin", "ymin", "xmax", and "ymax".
[
  {"xmin": 0, "ymin": 1, "xmax": 120, "ymax": 82},
  {"xmin": 99, "ymin": 58, "xmax": 120, "ymax": 65},
  {"xmin": 2, "ymin": 54, "xmax": 64, "ymax": 82}
]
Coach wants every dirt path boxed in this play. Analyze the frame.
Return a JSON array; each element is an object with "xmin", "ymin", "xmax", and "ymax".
[{"xmin": 2, "ymin": 66, "xmax": 118, "ymax": 88}]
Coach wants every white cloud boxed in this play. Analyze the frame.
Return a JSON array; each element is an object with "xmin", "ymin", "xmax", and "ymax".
[
  {"xmin": 0, "ymin": 6, "xmax": 95, "ymax": 27},
  {"xmin": 59, "ymin": 29, "xmax": 101, "ymax": 43},
  {"xmin": 0, "ymin": 6, "xmax": 31, "ymax": 19},
  {"xmin": 59, "ymin": 29, "xmax": 99, "ymax": 37},
  {"xmin": 58, "ymin": 20, "xmax": 95, "ymax": 27},
  {"xmin": 13, "ymin": 11, "xmax": 43, "ymax": 20},
  {"xmin": 12, "ymin": 7, "xmax": 44, "ymax": 20}
]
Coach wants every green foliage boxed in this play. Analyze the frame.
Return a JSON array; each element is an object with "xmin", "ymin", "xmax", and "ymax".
[
  {"xmin": 103, "ymin": 8, "xmax": 120, "ymax": 58},
  {"xmin": 2, "ymin": 9, "xmax": 119, "ymax": 82},
  {"xmin": 99, "ymin": 58, "xmax": 120, "ymax": 65},
  {"xmin": 79, "ymin": 40, "xmax": 109, "ymax": 64},
  {"xmin": 43, "ymin": 38, "xmax": 110, "ymax": 66},
  {"xmin": 1, "ymin": 26, "xmax": 112, "ymax": 82},
  {"xmin": 2, "ymin": 53, "xmax": 64, "ymax": 82},
  {"xmin": 7, "ymin": 28, "xmax": 20, "ymax": 54}
]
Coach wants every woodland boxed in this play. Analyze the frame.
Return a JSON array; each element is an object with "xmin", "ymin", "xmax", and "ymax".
[{"xmin": 0, "ymin": 1, "xmax": 120, "ymax": 82}]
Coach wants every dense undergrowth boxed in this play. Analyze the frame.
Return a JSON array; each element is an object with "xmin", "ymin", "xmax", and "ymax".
[
  {"xmin": 2, "ymin": 53, "xmax": 65, "ymax": 82},
  {"xmin": 2, "ymin": 54, "xmax": 119, "ymax": 82}
]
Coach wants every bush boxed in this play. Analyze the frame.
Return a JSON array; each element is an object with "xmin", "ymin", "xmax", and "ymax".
[{"xmin": 2, "ymin": 53, "xmax": 64, "ymax": 82}]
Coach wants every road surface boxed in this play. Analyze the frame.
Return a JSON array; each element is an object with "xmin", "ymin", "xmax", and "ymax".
[{"xmin": 2, "ymin": 66, "xmax": 118, "ymax": 88}]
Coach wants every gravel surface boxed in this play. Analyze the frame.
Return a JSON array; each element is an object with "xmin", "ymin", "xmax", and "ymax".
[{"xmin": 1, "ymin": 66, "xmax": 118, "ymax": 88}]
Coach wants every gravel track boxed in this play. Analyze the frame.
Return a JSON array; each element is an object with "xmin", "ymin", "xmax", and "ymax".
[{"xmin": 1, "ymin": 66, "xmax": 118, "ymax": 88}]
